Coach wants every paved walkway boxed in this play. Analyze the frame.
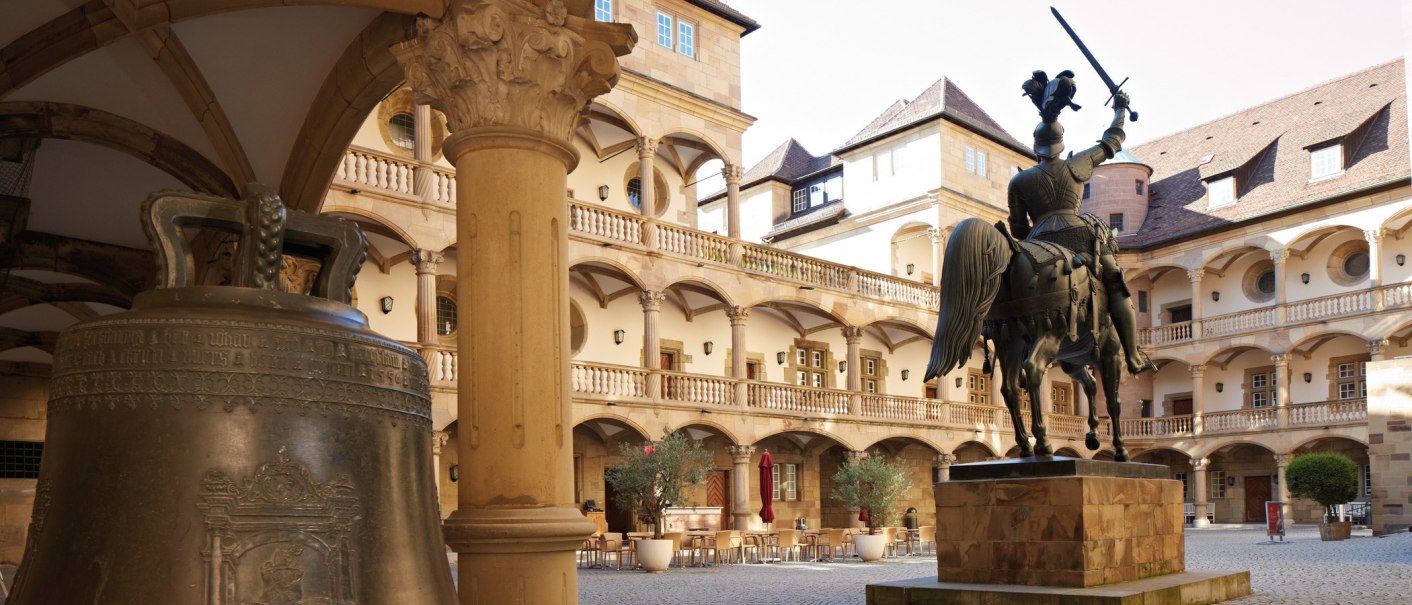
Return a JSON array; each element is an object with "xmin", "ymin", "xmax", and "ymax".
[{"xmin": 577, "ymin": 526, "xmax": 1412, "ymax": 605}]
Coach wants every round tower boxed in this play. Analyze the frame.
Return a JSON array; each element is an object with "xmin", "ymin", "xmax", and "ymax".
[{"xmin": 1083, "ymin": 149, "xmax": 1153, "ymax": 236}]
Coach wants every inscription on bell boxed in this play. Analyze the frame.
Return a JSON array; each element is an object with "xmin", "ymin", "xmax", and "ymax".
[{"xmin": 57, "ymin": 324, "xmax": 419, "ymax": 390}]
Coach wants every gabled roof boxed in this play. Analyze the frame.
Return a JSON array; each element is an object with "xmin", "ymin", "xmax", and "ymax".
[
  {"xmin": 685, "ymin": 0, "xmax": 760, "ymax": 35},
  {"xmin": 835, "ymin": 77, "xmax": 1029, "ymax": 156},
  {"xmin": 702, "ymin": 138, "xmax": 837, "ymax": 204},
  {"xmin": 1126, "ymin": 59, "xmax": 1409, "ymax": 247}
]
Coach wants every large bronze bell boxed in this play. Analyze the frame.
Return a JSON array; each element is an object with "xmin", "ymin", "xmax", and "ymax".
[{"xmin": 7, "ymin": 187, "xmax": 456, "ymax": 604}]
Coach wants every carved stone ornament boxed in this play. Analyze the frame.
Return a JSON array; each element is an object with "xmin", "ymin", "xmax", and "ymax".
[
  {"xmin": 391, "ymin": 0, "xmax": 636, "ymax": 144},
  {"xmin": 197, "ymin": 446, "xmax": 361, "ymax": 605}
]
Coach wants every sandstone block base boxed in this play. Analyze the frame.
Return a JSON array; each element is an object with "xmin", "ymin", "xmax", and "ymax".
[
  {"xmin": 867, "ymin": 571, "xmax": 1252, "ymax": 605},
  {"xmin": 936, "ymin": 460, "xmax": 1184, "ymax": 587}
]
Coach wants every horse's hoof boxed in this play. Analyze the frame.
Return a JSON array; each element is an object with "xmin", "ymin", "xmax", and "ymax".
[
  {"xmin": 1018, "ymin": 448, "xmax": 1033, "ymax": 459},
  {"xmin": 1085, "ymin": 433, "xmax": 1100, "ymax": 451},
  {"xmin": 1114, "ymin": 452, "xmax": 1130, "ymax": 462},
  {"xmin": 1034, "ymin": 443, "xmax": 1053, "ymax": 457}
]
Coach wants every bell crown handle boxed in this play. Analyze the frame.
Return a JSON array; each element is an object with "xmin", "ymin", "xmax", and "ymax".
[{"xmin": 140, "ymin": 183, "xmax": 367, "ymax": 304}]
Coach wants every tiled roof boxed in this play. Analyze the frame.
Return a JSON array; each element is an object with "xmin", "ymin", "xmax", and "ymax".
[
  {"xmin": 685, "ymin": 0, "xmax": 760, "ymax": 35},
  {"xmin": 700, "ymin": 139, "xmax": 837, "ymax": 204},
  {"xmin": 836, "ymin": 77, "xmax": 1029, "ymax": 155},
  {"xmin": 1127, "ymin": 59, "xmax": 1409, "ymax": 247}
]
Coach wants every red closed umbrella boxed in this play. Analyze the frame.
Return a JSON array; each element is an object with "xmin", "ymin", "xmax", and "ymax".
[{"xmin": 758, "ymin": 450, "xmax": 775, "ymax": 525}]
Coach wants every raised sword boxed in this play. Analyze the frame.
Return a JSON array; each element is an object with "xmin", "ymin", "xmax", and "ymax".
[{"xmin": 1050, "ymin": 6, "xmax": 1138, "ymax": 121}]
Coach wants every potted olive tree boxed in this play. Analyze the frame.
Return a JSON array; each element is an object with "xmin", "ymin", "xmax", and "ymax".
[
  {"xmin": 830, "ymin": 451, "xmax": 912, "ymax": 562},
  {"xmin": 605, "ymin": 428, "xmax": 714, "ymax": 571},
  {"xmin": 1285, "ymin": 452, "xmax": 1359, "ymax": 541}
]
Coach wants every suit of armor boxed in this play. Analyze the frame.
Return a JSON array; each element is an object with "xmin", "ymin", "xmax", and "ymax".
[{"xmin": 1009, "ymin": 76, "xmax": 1153, "ymax": 375}]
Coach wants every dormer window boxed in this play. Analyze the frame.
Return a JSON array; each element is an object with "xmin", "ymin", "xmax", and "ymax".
[
  {"xmin": 1310, "ymin": 144, "xmax": 1342, "ymax": 180},
  {"xmin": 1208, "ymin": 176, "xmax": 1236, "ymax": 207}
]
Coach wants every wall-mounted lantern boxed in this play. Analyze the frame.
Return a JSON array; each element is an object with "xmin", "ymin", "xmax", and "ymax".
[
  {"xmin": 380, "ymin": 296, "xmax": 394, "ymax": 314},
  {"xmin": 1303, "ymin": 372, "xmax": 1313, "ymax": 383},
  {"xmin": 613, "ymin": 329, "xmax": 625, "ymax": 345},
  {"xmin": 598, "ymin": 185, "xmax": 610, "ymax": 201},
  {"xmin": 777, "ymin": 351, "xmax": 787, "ymax": 365},
  {"xmin": 450, "ymin": 464, "xmax": 460, "ymax": 483},
  {"xmin": 1398, "ymin": 254, "xmax": 1407, "ymax": 266},
  {"xmin": 838, "ymin": 360, "xmax": 847, "ymax": 373},
  {"xmin": 703, "ymin": 341, "xmax": 714, "ymax": 355},
  {"xmin": 1215, "ymin": 382, "xmax": 1224, "ymax": 393},
  {"xmin": 1301, "ymin": 272, "xmax": 1311, "ymax": 284},
  {"xmin": 906, "ymin": 263, "xmax": 915, "ymax": 275},
  {"xmin": 902, "ymin": 369, "xmax": 911, "ymax": 381},
  {"xmin": 1211, "ymin": 291, "xmax": 1220, "ymax": 302},
  {"xmin": 955, "ymin": 377, "xmax": 963, "ymax": 388}
]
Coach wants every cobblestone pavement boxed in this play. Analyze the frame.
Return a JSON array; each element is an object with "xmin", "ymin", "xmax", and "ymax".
[{"xmin": 577, "ymin": 526, "xmax": 1411, "ymax": 605}]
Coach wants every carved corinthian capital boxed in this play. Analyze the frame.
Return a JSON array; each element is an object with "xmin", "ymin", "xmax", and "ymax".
[{"xmin": 391, "ymin": 0, "xmax": 635, "ymax": 147}]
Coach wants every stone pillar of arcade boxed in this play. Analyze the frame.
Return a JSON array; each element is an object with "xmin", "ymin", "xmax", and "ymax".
[{"xmin": 392, "ymin": 3, "xmax": 634, "ymax": 602}]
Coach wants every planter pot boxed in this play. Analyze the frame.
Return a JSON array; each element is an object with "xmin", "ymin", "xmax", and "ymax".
[
  {"xmin": 1319, "ymin": 521, "xmax": 1352, "ymax": 541},
  {"xmin": 636, "ymin": 538, "xmax": 674, "ymax": 572},
  {"xmin": 854, "ymin": 533, "xmax": 888, "ymax": 562}
]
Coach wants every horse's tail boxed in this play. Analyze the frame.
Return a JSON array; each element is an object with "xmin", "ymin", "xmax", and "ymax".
[{"xmin": 924, "ymin": 218, "xmax": 1013, "ymax": 382}]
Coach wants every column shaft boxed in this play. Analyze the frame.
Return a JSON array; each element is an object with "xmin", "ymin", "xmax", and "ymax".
[
  {"xmin": 724, "ymin": 164, "xmax": 743, "ymax": 239},
  {"xmin": 1275, "ymin": 454, "xmax": 1293, "ymax": 527},
  {"xmin": 637, "ymin": 138, "xmax": 657, "ymax": 217},
  {"xmin": 1192, "ymin": 461, "xmax": 1210, "ymax": 528},
  {"xmin": 414, "ymin": 104, "xmax": 435, "ymax": 201},
  {"xmin": 728, "ymin": 307, "xmax": 750, "ymax": 408},
  {"xmin": 413, "ymin": 249, "xmax": 443, "ymax": 345},
  {"xmin": 929, "ymin": 228, "xmax": 944, "ymax": 287},
  {"xmin": 728, "ymin": 445, "xmax": 756, "ymax": 530},
  {"xmin": 1272, "ymin": 250, "xmax": 1288, "ymax": 325},
  {"xmin": 1273, "ymin": 354, "xmax": 1289, "ymax": 428},
  {"xmin": 1188, "ymin": 269, "xmax": 1204, "ymax": 338},
  {"xmin": 1191, "ymin": 365, "xmax": 1206, "ymax": 436},
  {"xmin": 641, "ymin": 291, "xmax": 664, "ymax": 396}
]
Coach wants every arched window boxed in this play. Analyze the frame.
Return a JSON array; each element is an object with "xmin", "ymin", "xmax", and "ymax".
[
  {"xmin": 436, "ymin": 295, "xmax": 457, "ymax": 336},
  {"xmin": 389, "ymin": 113, "xmax": 416, "ymax": 151}
]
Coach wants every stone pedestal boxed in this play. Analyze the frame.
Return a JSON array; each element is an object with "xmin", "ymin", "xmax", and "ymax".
[{"xmin": 868, "ymin": 457, "xmax": 1251, "ymax": 604}]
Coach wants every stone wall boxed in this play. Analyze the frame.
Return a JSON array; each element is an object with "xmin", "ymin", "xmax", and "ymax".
[{"xmin": 1368, "ymin": 358, "xmax": 1412, "ymax": 534}]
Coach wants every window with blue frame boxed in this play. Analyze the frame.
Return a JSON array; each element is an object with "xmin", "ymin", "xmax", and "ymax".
[
  {"xmin": 594, "ymin": 0, "xmax": 611, "ymax": 22},
  {"xmin": 678, "ymin": 20, "xmax": 695, "ymax": 57},
  {"xmin": 656, "ymin": 13, "xmax": 673, "ymax": 48}
]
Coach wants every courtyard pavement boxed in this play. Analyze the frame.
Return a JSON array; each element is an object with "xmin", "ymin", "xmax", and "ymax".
[{"xmin": 576, "ymin": 525, "xmax": 1412, "ymax": 605}]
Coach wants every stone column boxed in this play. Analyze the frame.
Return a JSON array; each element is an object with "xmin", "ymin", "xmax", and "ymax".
[
  {"xmin": 934, "ymin": 453, "xmax": 957, "ymax": 483},
  {"xmin": 724, "ymin": 163, "xmax": 743, "ymax": 239},
  {"xmin": 1190, "ymin": 364, "xmax": 1206, "ymax": 436},
  {"xmin": 1271, "ymin": 249, "xmax": 1289, "ymax": 325},
  {"xmin": 1275, "ymin": 453, "xmax": 1294, "ymax": 525},
  {"xmin": 392, "ymin": 6, "xmax": 633, "ymax": 603},
  {"xmin": 728, "ymin": 445, "xmax": 757, "ymax": 530},
  {"xmin": 413, "ymin": 249, "xmax": 445, "ymax": 345},
  {"xmin": 1367, "ymin": 229, "xmax": 1384, "ymax": 310},
  {"xmin": 433, "ymin": 430, "xmax": 450, "ymax": 501},
  {"xmin": 844, "ymin": 451, "xmax": 869, "ymax": 529},
  {"xmin": 636, "ymin": 137, "xmax": 658, "ymax": 217},
  {"xmin": 1191, "ymin": 458, "xmax": 1211, "ymax": 528},
  {"xmin": 928, "ymin": 227, "xmax": 944, "ymax": 287},
  {"xmin": 640, "ymin": 290, "xmax": 665, "ymax": 396},
  {"xmin": 843, "ymin": 326, "xmax": 864, "ymax": 417},
  {"xmin": 414, "ymin": 103, "xmax": 436, "ymax": 202},
  {"xmin": 728, "ymin": 306, "xmax": 750, "ymax": 409},
  {"xmin": 1369, "ymin": 338, "xmax": 1389, "ymax": 362},
  {"xmin": 1272, "ymin": 354, "xmax": 1289, "ymax": 428},
  {"xmin": 1188, "ymin": 269, "xmax": 1205, "ymax": 338}
]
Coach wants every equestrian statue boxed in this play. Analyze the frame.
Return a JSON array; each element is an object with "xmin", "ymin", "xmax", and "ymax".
[{"xmin": 924, "ymin": 69, "xmax": 1154, "ymax": 462}]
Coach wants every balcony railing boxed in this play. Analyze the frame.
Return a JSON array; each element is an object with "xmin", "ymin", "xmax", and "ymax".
[
  {"xmin": 746, "ymin": 382, "xmax": 852, "ymax": 415},
  {"xmin": 1288, "ymin": 399, "xmax": 1367, "ymax": 426},
  {"xmin": 1202, "ymin": 407, "xmax": 1278, "ymax": 432},
  {"xmin": 1120, "ymin": 415, "xmax": 1192, "ymax": 437},
  {"xmin": 1286, "ymin": 289, "xmax": 1371, "ymax": 323},
  {"xmin": 1202, "ymin": 307, "xmax": 1275, "ymax": 338}
]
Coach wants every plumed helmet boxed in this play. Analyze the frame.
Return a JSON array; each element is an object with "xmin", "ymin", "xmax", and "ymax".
[{"xmin": 1033, "ymin": 121, "xmax": 1065, "ymax": 159}]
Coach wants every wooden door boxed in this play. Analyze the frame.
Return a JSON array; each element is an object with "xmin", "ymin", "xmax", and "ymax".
[
  {"xmin": 604, "ymin": 472, "xmax": 634, "ymax": 533},
  {"xmin": 660, "ymin": 351, "xmax": 676, "ymax": 397},
  {"xmin": 1172, "ymin": 397, "xmax": 1193, "ymax": 416},
  {"xmin": 1245, "ymin": 475, "xmax": 1271, "ymax": 522},
  {"xmin": 707, "ymin": 470, "xmax": 729, "ymax": 529},
  {"xmin": 925, "ymin": 385, "xmax": 938, "ymax": 399},
  {"xmin": 660, "ymin": 352, "xmax": 675, "ymax": 370},
  {"xmin": 1170, "ymin": 305, "xmax": 1193, "ymax": 324}
]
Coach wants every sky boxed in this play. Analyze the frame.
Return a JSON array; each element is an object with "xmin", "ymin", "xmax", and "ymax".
[{"xmin": 714, "ymin": 0, "xmax": 1408, "ymax": 180}]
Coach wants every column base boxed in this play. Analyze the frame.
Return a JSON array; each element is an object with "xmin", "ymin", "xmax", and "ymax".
[
  {"xmin": 868, "ymin": 571, "xmax": 1252, "ymax": 605},
  {"xmin": 443, "ymin": 505, "xmax": 596, "ymax": 554}
]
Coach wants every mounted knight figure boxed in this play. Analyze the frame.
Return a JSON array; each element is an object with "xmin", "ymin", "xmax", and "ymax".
[
  {"xmin": 1012, "ymin": 69, "xmax": 1154, "ymax": 377},
  {"xmin": 925, "ymin": 70, "xmax": 1153, "ymax": 461}
]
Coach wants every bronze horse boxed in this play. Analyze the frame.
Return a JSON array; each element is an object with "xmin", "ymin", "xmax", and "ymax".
[{"xmin": 924, "ymin": 217, "xmax": 1130, "ymax": 461}]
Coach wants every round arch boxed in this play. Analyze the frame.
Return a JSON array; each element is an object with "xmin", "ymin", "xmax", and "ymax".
[
  {"xmin": 668, "ymin": 420, "xmax": 741, "ymax": 447},
  {"xmin": 569, "ymin": 257, "xmax": 647, "ymax": 289},
  {"xmin": 1289, "ymin": 433, "xmax": 1369, "ymax": 453},
  {"xmin": 322, "ymin": 208, "xmax": 420, "ymax": 251},
  {"xmin": 1130, "ymin": 446, "xmax": 1193, "ymax": 462},
  {"xmin": 751, "ymin": 426, "xmax": 857, "ymax": 453},
  {"xmin": 1201, "ymin": 343, "xmax": 1282, "ymax": 368},
  {"xmin": 572, "ymin": 414, "xmax": 653, "ymax": 445},
  {"xmin": 1193, "ymin": 439, "xmax": 1278, "ymax": 461},
  {"xmin": 660, "ymin": 276, "xmax": 737, "ymax": 308},
  {"xmin": 952, "ymin": 440, "xmax": 998, "ymax": 462},
  {"xmin": 862, "ymin": 434, "xmax": 944, "ymax": 456}
]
